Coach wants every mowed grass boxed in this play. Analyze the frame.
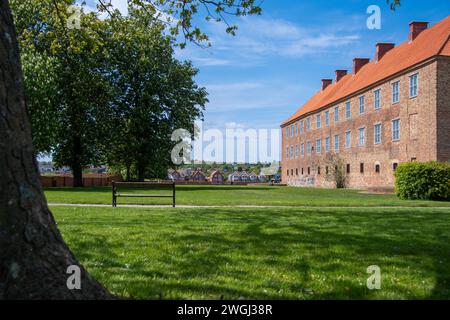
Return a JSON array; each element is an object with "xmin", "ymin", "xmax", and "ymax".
[
  {"xmin": 45, "ymin": 185, "xmax": 450, "ymax": 207},
  {"xmin": 53, "ymin": 206, "xmax": 450, "ymax": 299}
]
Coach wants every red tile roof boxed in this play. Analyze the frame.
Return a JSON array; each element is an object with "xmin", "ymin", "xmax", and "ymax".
[{"xmin": 282, "ymin": 15, "xmax": 450, "ymax": 126}]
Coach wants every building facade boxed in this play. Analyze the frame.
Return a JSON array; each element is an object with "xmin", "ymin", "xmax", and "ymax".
[{"xmin": 281, "ymin": 17, "xmax": 450, "ymax": 189}]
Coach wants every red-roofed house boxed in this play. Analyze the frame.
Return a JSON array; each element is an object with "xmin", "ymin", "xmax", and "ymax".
[{"xmin": 281, "ymin": 16, "xmax": 450, "ymax": 189}]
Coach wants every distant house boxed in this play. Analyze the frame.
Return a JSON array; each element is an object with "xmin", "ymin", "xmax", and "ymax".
[
  {"xmin": 191, "ymin": 169, "xmax": 206, "ymax": 182},
  {"xmin": 258, "ymin": 173, "xmax": 267, "ymax": 182},
  {"xmin": 168, "ymin": 170, "xmax": 183, "ymax": 182},
  {"xmin": 209, "ymin": 170, "xmax": 225, "ymax": 185},
  {"xmin": 228, "ymin": 171, "xmax": 241, "ymax": 182},
  {"xmin": 249, "ymin": 172, "xmax": 258, "ymax": 182},
  {"xmin": 240, "ymin": 171, "xmax": 250, "ymax": 182}
]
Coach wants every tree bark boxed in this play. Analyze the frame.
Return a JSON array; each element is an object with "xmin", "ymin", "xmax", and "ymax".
[
  {"xmin": 0, "ymin": 0, "xmax": 112, "ymax": 299},
  {"xmin": 71, "ymin": 136, "xmax": 83, "ymax": 187}
]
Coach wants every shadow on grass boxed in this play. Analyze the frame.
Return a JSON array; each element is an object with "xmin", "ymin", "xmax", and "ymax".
[{"xmin": 60, "ymin": 208, "xmax": 450, "ymax": 299}]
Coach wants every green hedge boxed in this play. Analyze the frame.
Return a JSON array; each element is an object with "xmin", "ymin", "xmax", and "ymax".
[{"xmin": 394, "ymin": 162, "xmax": 450, "ymax": 201}]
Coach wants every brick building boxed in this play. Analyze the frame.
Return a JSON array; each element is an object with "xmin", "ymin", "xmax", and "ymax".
[{"xmin": 281, "ymin": 17, "xmax": 450, "ymax": 189}]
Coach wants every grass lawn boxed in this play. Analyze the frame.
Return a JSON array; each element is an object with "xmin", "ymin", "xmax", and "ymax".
[
  {"xmin": 45, "ymin": 185, "xmax": 450, "ymax": 207},
  {"xmin": 53, "ymin": 206, "xmax": 450, "ymax": 299}
]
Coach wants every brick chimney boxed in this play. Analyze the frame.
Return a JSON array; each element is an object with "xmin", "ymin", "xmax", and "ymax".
[
  {"xmin": 375, "ymin": 43, "xmax": 395, "ymax": 61},
  {"xmin": 353, "ymin": 58, "xmax": 370, "ymax": 74},
  {"xmin": 335, "ymin": 70, "xmax": 347, "ymax": 82},
  {"xmin": 409, "ymin": 22, "xmax": 428, "ymax": 41},
  {"xmin": 321, "ymin": 79, "xmax": 333, "ymax": 91}
]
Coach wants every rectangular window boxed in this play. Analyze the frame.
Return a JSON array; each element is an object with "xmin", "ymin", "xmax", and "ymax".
[
  {"xmin": 345, "ymin": 131, "xmax": 351, "ymax": 149},
  {"xmin": 359, "ymin": 96, "xmax": 365, "ymax": 114},
  {"xmin": 409, "ymin": 73, "xmax": 418, "ymax": 98},
  {"xmin": 286, "ymin": 147, "xmax": 289, "ymax": 159},
  {"xmin": 291, "ymin": 125, "xmax": 294, "ymax": 137},
  {"xmin": 374, "ymin": 89, "xmax": 381, "ymax": 110},
  {"xmin": 358, "ymin": 127, "xmax": 366, "ymax": 146},
  {"xmin": 374, "ymin": 123, "xmax": 382, "ymax": 144},
  {"xmin": 360, "ymin": 163, "xmax": 365, "ymax": 174},
  {"xmin": 392, "ymin": 81, "xmax": 400, "ymax": 104},
  {"xmin": 295, "ymin": 123, "xmax": 298, "ymax": 136},
  {"xmin": 345, "ymin": 102, "xmax": 351, "ymax": 119},
  {"xmin": 325, "ymin": 137, "xmax": 330, "ymax": 153},
  {"xmin": 300, "ymin": 143, "xmax": 304, "ymax": 156},
  {"xmin": 307, "ymin": 141, "xmax": 312, "ymax": 155},
  {"xmin": 285, "ymin": 127, "xmax": 289, "ymax": 138},
  {"xmin": 316, "ymin": 139, "xmax": 321, "ymax": 154},
  {"xmin": 392, "ymin": 119, "xmax": 400, "ymax": 141},
  {"xmin": 295, "ymin": 145, "xmax": 299, "ymax": 158},
  {"xmin": 325, "ymin": 111, "xmax": 329, "ymax": 127},
  {"xmin": 307, "ymin": 117, "xmax": 311, "ymax": 131},
  {"xmin": 334, "ymin": 106, "xmax": 339, "ymax": 123},
  {"xmin": 346, "ymin": 164, "xmax": 351, "ymax": 174},
  {"xmin": 290, "ymin": 146, "xmax": 294, "ymax": 158},
  {"xmin": 300, "ymin": 120, "xmax": 304, "ymax": 135},
  {"xmin": 334, "ymin": 135, "xmax": 339, "ymax": 151},
  {"xmin": 316, "ymin": 114, "xmax": 321, "ymax": 129}
]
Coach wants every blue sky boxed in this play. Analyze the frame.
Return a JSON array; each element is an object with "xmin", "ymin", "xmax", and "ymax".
[
  {"xmin": 174, "ymin": 0, "xmax": 449, "ymax": 133},
  {"xmin": 65, "ymin": 1, "xmax": 449, "ymax": 164}
]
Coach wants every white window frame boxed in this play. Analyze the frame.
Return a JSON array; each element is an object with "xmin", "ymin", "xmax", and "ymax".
[
  {"xmin": 392, "ymin": 119, "xmax": 400, "ymax": 141},
  {"xmin": 316, "ymin": 114, "xmax": 321, "ymax": 129},
  {"xmin": 358, "ymin": 127, "xmax": 366, "ymax": 147},
  {"xmin": 345, "ymin": 102, "xmax": 351, "ymax": 119},
  {"xmin": 374, "ymin": 89, "xmax": 381, "ymax": 110},
  {"xmin": 316, "ymin": 139, "xmax": 321, "ymax": 154},
  {"xmin": 334, "ymin": 106, "xmax": 339, "ymax": 123},
  {"xmin": 374, "ymin": 123, "xmax": 382, "ymax": 145},
  {"xmin": 307, "ymin": 117, "xmax": 311, "ymax": 131},
  {"xmin": 325, "ymin": 111, "xmax": 329, "ymax": 127},
  {"xmin": 300, "ymin": 143, "xmax": 304, "ymax": 156},
  {"xmin": 295, "ymin": 144, "xmax": 299, "ymax": 158},
  {"xmin": 392, "ymin": 81, "xmax": 400, "ymax": 104},
  {"xmin": 409, "ymin": 73, "xmax": 419, "ymax": 98},
  {"xmin": 307, "ymin": 141, "xmax": 312, "ymax": 155},
  {"xmin": 345, "ymin": 131, "xmax": 351, "ymax": 149},
  {"xmin": 359, "ymin": 96, "xmax": 365, "ymax": 115},
  {"xmin": 325, "ymin": 137, "xmax": 330, "ymax": 153},
  {"xmin": 300, "ymin": 120, "xmax": 304, "ymax": 135},
  {"xmin": 334, "ymin": 135, "xmax": 340, "ymax": 151}
]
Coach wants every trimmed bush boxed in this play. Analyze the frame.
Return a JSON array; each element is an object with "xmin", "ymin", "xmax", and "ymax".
[{"xmin": 395, "ymin": 161, "xmax": 450, "ymax": 201}]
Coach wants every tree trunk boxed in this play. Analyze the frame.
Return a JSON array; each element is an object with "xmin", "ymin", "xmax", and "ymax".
[
  {"xmin": 0, "ymin": 0, "xmax": 112, "ymax": 299},
  {"xmin": 137, "ymin": 160, "xmax": 146, "ymax": 182},
  {"xmin": 71, "ymin": 136, "xmax": 84, "ymax": 187}
]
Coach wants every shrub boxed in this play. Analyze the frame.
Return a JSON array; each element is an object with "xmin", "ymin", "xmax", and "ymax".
[{"xmin": 395, "ymin": 162, "xmax": 450, "ymax": 201}]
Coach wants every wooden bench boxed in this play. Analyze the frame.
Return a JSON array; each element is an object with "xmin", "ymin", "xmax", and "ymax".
[{"xmin": 112, "ymin": 181, "xmax": 176, "ymax": 207}]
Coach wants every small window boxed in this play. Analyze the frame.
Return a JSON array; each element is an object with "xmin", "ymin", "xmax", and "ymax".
[
  {"xmin": 301, "ymin": 168, "xmax": 304, "ymax": 175},
  {"xmin": 325, "ymin": 137, "xmax": 330, "ymax": 153},
  {"xmin": 291, "ymin": 169, "xmax": 294, "ymax": 176},
  {"xmin": 307, "ymin": 141, "xmax": 312, "ymax": 155},
  {"xmin": 375, "ymin": 164, "xmax": 381, "ymax": 173},
  {"xmin": 345, "ymin": 131, "xmax": 351, "ymax": 149},
  {"xmin": 392, "ymin": 81, "xmax": 400, "ymax": 104},
  {"xmin": 345, "ymin": 102, "xmax": 351, "ymax": 119},
  {"xmin": 335, "ymin": 106, "xmax": 339, "ymax": 123},
  {"xmin": 317, "ymin": 167, "xmax": 321, "ymax": 175},
  {"xmin": 326, "ymin": 166, "xmax": 329, "ymax": 174},
  {"xmin": 359, "ymin": 96, "xmax": 365, "ymax": 114},
  {"xmin": 411, "ymin": 157, "xmax": 417, "ymax": 162},
  {"xmin": 392, "ymin": 119, "xmax": 400, "ymax": 141},
  {"xmin": 374, "ymin": 89, "xmax": 381, "ymax": 110},
  {"xmin": 393, "ymin": 163, "xmax": 398, "ymax": 171},
  {"xmin": 295, "ymin": 123, "xmax": 298, "ymax": 136},
  {"xmin": 296, "ymin": 168, "xmax": 299, "ymax": 176},
  {"xmin": 316, "ymin": 139, "xmax": 322, "ymax": 154},
  {"xmin": 287, "ymin": 169, "xmax": 289, "ymax": 176},
  {"xmin": 360, "ymin": 163, "xmax": 365, "ymax": 174},
  {"xmin": 300, "ymin": 143, "xmax": 305, "ymax": 156},
  {"xmin": 346, "ymin": 164, "xmax": 351, "ymax": 174},
  {"xmin": 300, "ymin": 120, "xmax": 304, "ymax": 135},
  {"xmin": 308, "ymin": 167, "xmax": 311, "ymax": 175},
  {"xmin": 374, "ymin": 123, "xmax": 382, "ymax": 145},
  {"xmin": 359, "ymin": 127, "xmax": 366, "ymax": 146},
  {"xmin": 334, "ymin": 135, "xmax": 340, "ymax": 151},
  {"xmin": 325, "ymin": 111, "xmax": 329, "ymax": 127},
  {"xmin": 316, "ymin": 114, "xmax": 321, "ymax": 129},
  {"xmin": 307, "ymin": 117, "xmax": 311, "ymax": 131},
  {"xmin": 409, "ymin": 73, "xmax": 418, "ymax": 98},
  {"xmin": 295, "ymin": 145, "xmax": 299, "ymax": 158}
]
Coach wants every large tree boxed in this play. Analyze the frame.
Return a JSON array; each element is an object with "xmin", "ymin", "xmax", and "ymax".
[
  {"xmin": 106, "ymin": 11, "xmax": 207, "ymax": 181},
  {"xmin": 0, "ymin": 0, "xmax": 261, "ymax": 299}
]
